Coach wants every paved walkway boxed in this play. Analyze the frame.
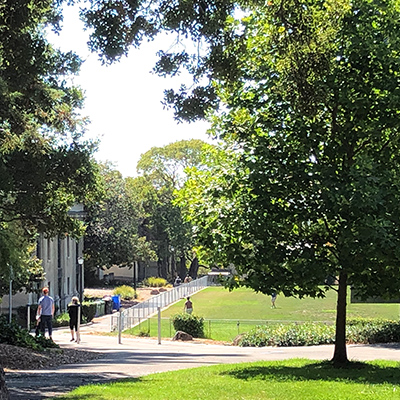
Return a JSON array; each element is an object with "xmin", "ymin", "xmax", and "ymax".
[{"xmin": 6, "ymin": 315, "xmax": 400, "ymax": 399}]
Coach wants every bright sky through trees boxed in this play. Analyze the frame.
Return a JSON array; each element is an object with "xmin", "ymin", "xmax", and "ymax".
[{"xmin": 48, "ymin": 6, "xmax": 211, "ymax": 177}]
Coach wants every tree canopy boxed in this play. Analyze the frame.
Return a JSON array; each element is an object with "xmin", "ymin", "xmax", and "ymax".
[
  {"xmin": 0, "ymin": 0, "xmax": 100, "ymax": 295},
  {"xmin": 135, "ymin": 139, "xmax": 212, "ymax": 279},
  {"xmin": 177, "ymin": 0, "xmax": 400, "ymax": 365},
  {"xmin": 84, "ymin": 163, "xmax": 156, "ymax": 282}
]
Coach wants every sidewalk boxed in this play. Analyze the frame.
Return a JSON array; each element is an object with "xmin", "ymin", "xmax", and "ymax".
[{"xmin": 6, "ymin": 316, "xmax": 400, "ymax": 399}]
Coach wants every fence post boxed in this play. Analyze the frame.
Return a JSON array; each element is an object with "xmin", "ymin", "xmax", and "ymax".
[
  {"xmin": 27, "ymin": 304, "xmax": 31, "ymax": 331},
  {"xmin": 76, "ymin": 306, "xmax": 81, "ymax": 344},
  {"xmin": 118, "ymin": 311, "xmax": 122, "ymax": 344},
  {"xmin": 158, "ymin": 307, "xmax": 161, "ymax": 345}
]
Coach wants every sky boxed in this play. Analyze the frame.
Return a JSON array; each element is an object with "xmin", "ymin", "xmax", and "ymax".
[{"xmin": 48, "ymin": 6, "xmax": 212, "ymax": 178}]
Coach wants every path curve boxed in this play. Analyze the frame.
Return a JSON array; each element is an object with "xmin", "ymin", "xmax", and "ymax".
[{"xmin": 6, "ymin": 319, "xmax": 400, "ymax": 399}]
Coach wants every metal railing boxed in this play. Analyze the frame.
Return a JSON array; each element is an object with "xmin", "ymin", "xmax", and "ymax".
[{"xmin": 111, "ymin": 276, "xmax": 209, "ymax": 331}]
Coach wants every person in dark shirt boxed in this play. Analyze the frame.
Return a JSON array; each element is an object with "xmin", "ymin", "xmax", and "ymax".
[
  {"xmin": 184, "ymin": 296, "xmax": 193, "ymax": 314},
  {"xmin": 67, "ymin": 296, "xmax": 80, "ymax": 342}
]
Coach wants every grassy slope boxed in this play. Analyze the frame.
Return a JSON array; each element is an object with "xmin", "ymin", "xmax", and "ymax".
[
  {"xmin": 57, "ymin": 359, "xmax": 400, "ymax": 400},
  {"xmin": 163, "ymin": 286, "xmax": 400, "ymax": 321},
  {"xmin": 125, "ymin": 287, "xmax": 400, "ymax": 340}
]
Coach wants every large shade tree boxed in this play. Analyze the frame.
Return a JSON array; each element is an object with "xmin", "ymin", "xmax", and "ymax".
[
  {"xmin": 134, "ymin": 139, "xmax": 210, "ymax": 280},
  {"xmin": 0, "ymin": 0, "xmax": 100, "ymax": 396},
  {"xmin": 0, "ymin": 0, "xmax": 100, "ymax": 292},
  {"xmin": 178, "ymin": 0, "xmax": 400, "ymax": 366},
  {"xmin": 84, "ymin": 163, "xmax": 155, "ymax": 283}
]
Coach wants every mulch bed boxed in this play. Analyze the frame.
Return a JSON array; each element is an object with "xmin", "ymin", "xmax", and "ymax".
[{"xmin": 0, "ymin": 343, "xmax": 102, "ymax": 371}]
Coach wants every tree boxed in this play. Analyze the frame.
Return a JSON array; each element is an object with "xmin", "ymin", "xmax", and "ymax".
[
  {"xmin": 0, "ymin": 0, "xmax": 100, "ymax": 396},
  {"xmin": 177, "ymin": 0, "xmax": 400, "ymax": 366},
  {"xmin": 84, "ymin": 163, "xmax": 155, "ymax": 283},
  {"xmin": 0, "ymin": 0, "xmax": 100, "ymax": 287},
  {"xmin": 135, "ymin": 140, "xmax": 211, "ymax": 279}
]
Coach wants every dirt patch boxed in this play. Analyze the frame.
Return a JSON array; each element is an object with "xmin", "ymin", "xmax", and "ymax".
[
  {"xmin": 85, "ymin": 287, "xmax": 159, "ymax": 302},
  {"xmin": 0, "ymin": 343, "xmax": 102, "ymax": 371}
]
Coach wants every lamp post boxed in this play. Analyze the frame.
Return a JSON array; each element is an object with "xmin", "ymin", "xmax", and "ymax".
[{"xmin": 78, "ymin": 257, "xmax": 84, "ymax": 303}]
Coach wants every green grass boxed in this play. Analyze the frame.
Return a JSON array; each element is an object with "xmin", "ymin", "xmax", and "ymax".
[
  {"xmin": 124, "ymin": 287, "xmax": 400, "ymax": 341},
  {"xmin": 55, "ymin": 359, "xmax": 400, "ymax": 400}
]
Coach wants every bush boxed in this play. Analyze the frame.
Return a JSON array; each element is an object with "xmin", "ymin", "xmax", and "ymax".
[
  {"xmin": 171, "ymin": 313, "xmax": 204, "ymax": 338},
  {"xmin": 81, "ymin": 301, "xmax": 98, "ymax": 323},
  {"xmin": 53, "ymin": 312, "xmax": 70, "ymax": 327},
  {"xmin": 238, "ymin": 323, "xmax": 335, "ymax": 347},
  {"xmin": 144, "ymin": 277, "xmax": 168, "ymax": 287},
  {"xmin": 346, "ymin": 318, "xmax": 400, "ymax": 344},
  {"xmin": 0, "ymin": 315, "xmax": 58, "ymax": 350},
  {"xmin": 113, "ymin": 285, "xmax": 137, "ymax": 300},
  {"xmin": 237, "ymin": 319, "xmax": 400, "ymax": 347}
]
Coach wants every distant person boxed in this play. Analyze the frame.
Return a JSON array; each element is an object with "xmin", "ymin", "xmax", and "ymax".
[
  {"xmin": 37, "ymin": 287, "xmax": 55, "ymax": 340},
  {"xmin": 271, "ymin": 292, "xmax": 277, "ymax": 309},
  {"xmin": 184, "ymin": 296, "xmax": 193, "ymax": 314},
  {"xmin": 67, "ymin": 296, "xmax": 80, "ymax": 342},
  {"xmin": 174, "ymin": 276, "xmax": 182, "ymax": 286}
]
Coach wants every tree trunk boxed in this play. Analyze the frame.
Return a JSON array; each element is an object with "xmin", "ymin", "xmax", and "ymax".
[
  {"xmin": 178, "ymin": 255, "xmax": 187, "ymax": 280},
  {"xmin": 158, "ymin": 259, "xmax": 168, "ymax": 279},
  {"xmin": 332, "ymin": 270, "xmax": 349, "ymax": 366},
  {"xmin": 188, "ymin": 257, "xmax": 199, "ymax": 279},
  {"xmin": 0, "ymin": 366, "xmax": 9, "ymax": 400}
]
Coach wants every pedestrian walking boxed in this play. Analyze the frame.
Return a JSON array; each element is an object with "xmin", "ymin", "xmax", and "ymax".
[
  {"xmin": 184, "ymin": 296, "xmax": 193, "ymax": 314},
  {"xmin": 37, "ymin": 287, "xmax": 55, "ymax": 340},
  {"xmin": 67, "ymin": 296, "xmax": 80, "ymax": 342},
  {"xmin": 271, "ymin": 292, "xmax": 277, "ymax": 308}
]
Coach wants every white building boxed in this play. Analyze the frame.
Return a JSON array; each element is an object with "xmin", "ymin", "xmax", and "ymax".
[{"xmin": 1, "ymin": 233, "xmax": 84, "ymax": 314}]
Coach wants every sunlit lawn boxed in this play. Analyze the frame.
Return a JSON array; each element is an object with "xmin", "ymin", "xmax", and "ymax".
[
  {"xmin": 125, "ymin": 286, "xmax": 400, "ymax": 341},
  {"xmin": 55, "ymin": 359, "xmax": 400, "ymax": 400}
]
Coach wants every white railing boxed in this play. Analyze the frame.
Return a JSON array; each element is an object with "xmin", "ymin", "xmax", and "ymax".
[{"xmin": 111, "ymin": 276, "xmax": 209, "ymax": 331}]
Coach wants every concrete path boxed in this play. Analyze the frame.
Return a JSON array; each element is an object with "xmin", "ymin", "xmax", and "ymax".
[{"xmin": 6, "ymin": 316, "xmax": 400, "ymax": 399}]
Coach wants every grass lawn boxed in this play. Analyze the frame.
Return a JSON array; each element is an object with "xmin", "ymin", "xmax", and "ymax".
[
  {"xmin": 55, "ymin": 359, "xmax": 400, "ymax": 400},
  {"xmin": 125, "ymin": 287, "xmax": 400, "ymax": 341}
]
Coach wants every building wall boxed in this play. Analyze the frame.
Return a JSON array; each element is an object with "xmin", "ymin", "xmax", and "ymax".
[{"xmin": 0, "ymin": 234, "xmax": 83, "ymax": 314}]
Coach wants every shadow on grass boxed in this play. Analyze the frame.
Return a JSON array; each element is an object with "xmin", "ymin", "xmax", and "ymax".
[
  {"xmin": 222, "ymin": 360, "xmax": 400, "ymax": 385},
  {"xmin": 54, "ymin": 378, "xmax": 141, "ymax": 400}
]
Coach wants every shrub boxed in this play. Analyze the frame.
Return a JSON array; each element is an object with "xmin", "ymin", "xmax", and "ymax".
[
  {"xmin": 144, "ymin": 277, "xmax": 167, "ymax": 287},
  {"xmin": 0, "ymin": 315, "xmax": 58, "ymax": 350},
  {"xmin": 53, "ymin": 312, "xmax": 70, "ymax": 327},
  {"xmin": 81, "ymin": 301, "xmax": 97, "ymax": 323},
  {"xmin": 137, "ymin": 328, "xmax": 150, "ymax": 337},
  {"xmin": 346, "ymin": 318, "xmax": 400, "ymax": 344},
  {"xmin": 171, "ymin": 313, "xmax": 204, "ymax": 338},
  {"xmin": 237, "ymin": 319, "xmax": 400, "ymax": 347},
  {"xmin": 238, "ymin": 323, "xmax": 335, "ymax": 347},
  {"xmin": 113, "ymin": 285, "xmax": 137, "ymax": 300}
]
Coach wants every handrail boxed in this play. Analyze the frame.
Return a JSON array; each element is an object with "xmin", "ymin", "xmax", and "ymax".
[{"xmin": 111, "ymin": 276, "xmax": 209, "ymax": 331}]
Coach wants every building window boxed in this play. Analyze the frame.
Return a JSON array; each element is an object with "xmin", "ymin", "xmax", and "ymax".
[
  {"xmin": 67, "ymin": 236, "xmax": 70, "ymax": 258},
  {"xmin": 47, "ymin": 238, "xmax": 51, "ymax": 261},
  {"xmin": 67, "ymin": 277, "xmax": 70, "ymax": 294}
]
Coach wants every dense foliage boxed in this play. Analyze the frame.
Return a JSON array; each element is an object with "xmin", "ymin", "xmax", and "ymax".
[
  {"xmin": 132, "ymin": 140, "xmax": 211, "ymax": 280},
  {"xmin": 0, "ymin": 0, "xmax": 100, "ymax": 296},
  {"xmin": 171, "ymin": 313, "xmax": 204, "ymax": 338},
  {"xmin": 177, "ymin": 0, "xmax": 400, "ymax": 365},
  {"xmin": 84, "ymin": 163, "xmax": 155, "ymax": 284},
  {"xmin": 239, "ymin": 319, "xmax": 400, "ymax": 347},
  {"xmin": 144, "ymin": 277, "xmax": 168, "ymax": 288},
  {"xmin": 0, "ymin": 315, "xmax": 58, "ymax": 350},
  {"xmin": 113, "ymin": 285, "xmax": 137, "ymax": 300}
]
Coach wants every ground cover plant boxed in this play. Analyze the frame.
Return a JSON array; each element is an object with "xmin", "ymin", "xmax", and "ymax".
[
  {"xmin": 55, "ymin": 359, "xmax": 400, "ymax": 400},
  {"xmin": 125, "ymin": 287, "xmax": 400, "ymax": 341},
  {"xmin": 113, "ymin": 285, "xmax": 137, "ymax": 300}
]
